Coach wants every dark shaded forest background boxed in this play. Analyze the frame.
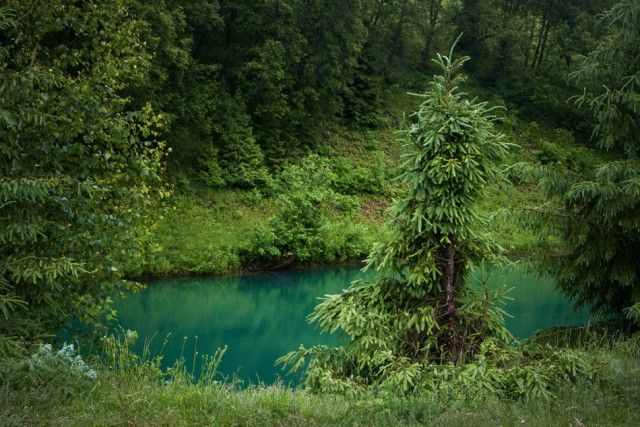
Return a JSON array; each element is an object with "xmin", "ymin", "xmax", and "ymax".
[{"xmin": 130, "ymin": 0, "xmax": 608, "ymax": 186}]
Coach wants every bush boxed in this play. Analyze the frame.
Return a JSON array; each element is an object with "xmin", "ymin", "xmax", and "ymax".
[
  {"xmin": 243, "ymin": 155, "xmax": 360, "ymax": 265},
  {"xmin": 319, "ymin": 221, "xmax": 372, "ymax": 263},
  {"xmin": 333, "ymin": 153, "xmax": 388, "ymax": 195},
  {"xmin": 280, "ymin": 338, "xmax": 594, "ymax": 400}
]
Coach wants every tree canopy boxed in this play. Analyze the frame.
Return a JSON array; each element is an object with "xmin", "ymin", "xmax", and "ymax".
[
  {"xmin": 0, "ymin": 1, "xmax": 166, "ymax": 356},
  {"xmin": 119, "ymin": 0, "xmax": 614, "ymax": 185},
  {"xmin": 524, "ymin": 0, "xmax": 640, "ymax": 319}
]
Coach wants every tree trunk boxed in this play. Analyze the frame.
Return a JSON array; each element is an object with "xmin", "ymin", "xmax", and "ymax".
[
  {"xmin": 420, "ymin": 0, "xmax": 441, "ymax": 68},
  {"xmin": 221, "ymin": 7, "xmax": 237, "ymax": 83},
  {"xmin": 534, "ymin": 20, "xmax": 551, "ymax": 71},
  {"xmin": 444, "ymin": 243, "xmax": 460, "ymax": 362},
  {"xmin": 524, "ymin": 17, "xmax": 535, "ymax": 68},
  {"xmin": 531, "ymin": 16, "xmax": 545, "ymax": 70},
  {"xmin": 420, "ymin": 39, "xmax": 433, "ymax": 67},
  {"xmin": 386, "ymin": 0, "xmax": 409, "ymax": 68}
]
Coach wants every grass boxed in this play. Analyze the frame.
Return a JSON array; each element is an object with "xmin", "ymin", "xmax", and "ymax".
[
  {"xmin": 141, "ymin": 187, "xmax": 384, "ymax": 277},
  {"xmin": 2, "ymin": 333, "xmax": 638, "ymax": 426},
  {"xmin": 143, "ymin": 190, "xmax": 273, "ymax": 276}
]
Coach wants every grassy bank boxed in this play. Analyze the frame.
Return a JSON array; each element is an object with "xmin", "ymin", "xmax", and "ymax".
[
  {"xmin": 3, "ymin": 332, "xmax": 638, "ymax": 426},
  {"xmin": 136, "ymin": 115, "xmax": 605, "ymax": 278}
]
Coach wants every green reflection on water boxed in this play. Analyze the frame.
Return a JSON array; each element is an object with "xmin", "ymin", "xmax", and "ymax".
[{"xmin": 113, "ymin": 265, "xmax": 589, "ymax": 385}]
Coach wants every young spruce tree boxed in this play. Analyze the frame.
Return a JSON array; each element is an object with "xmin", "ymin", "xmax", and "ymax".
[{"xmin": 279, "ymin": 42, "xmax": 515, "ymax": 394}]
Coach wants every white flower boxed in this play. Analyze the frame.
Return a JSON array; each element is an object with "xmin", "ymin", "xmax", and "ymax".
[
  {"xmin": 31, "ymin": 342, "xmax": 98, "ymax": 381},
  {"xmin": 57, "ymin": 343, "xmax": 76, "ymax": 360},
  {"xmin": 41, "ymin": 343, "xmax": 52, "ymax": 353}
]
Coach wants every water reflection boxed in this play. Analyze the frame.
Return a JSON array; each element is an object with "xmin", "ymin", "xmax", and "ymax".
[{"xmin": 114, "ymin": 265, "xmax": 588, "ymax": 385}]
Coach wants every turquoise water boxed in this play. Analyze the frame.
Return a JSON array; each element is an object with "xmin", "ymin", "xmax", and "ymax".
[{"xmin": 113, "ymin": 265, "xmax": 589, "ymax": 385}]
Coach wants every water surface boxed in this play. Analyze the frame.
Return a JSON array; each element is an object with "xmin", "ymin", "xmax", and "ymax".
[{"xmin": 114, "ymin": 265, "xmax": 589, "ymax": 385}]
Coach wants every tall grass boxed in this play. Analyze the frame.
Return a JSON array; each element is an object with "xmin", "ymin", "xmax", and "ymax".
[{"xmin": 2, "ymin": 330, "xmax": 638, "ymax": 426}]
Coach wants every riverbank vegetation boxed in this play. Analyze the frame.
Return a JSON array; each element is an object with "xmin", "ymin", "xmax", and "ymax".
[
  {"xmin": 141, "ymin": 109, "xmax": 604, "ymax": 277},
  {"xmin": 3, "ymin": 329, "xmax": 639, "ymax": 425},
  {"xmin": 2, "ymin": 0, "xmax": 639, "ymax": 425}
]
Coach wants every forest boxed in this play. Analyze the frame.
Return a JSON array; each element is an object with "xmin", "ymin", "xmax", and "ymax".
[{"xmin": 1, "ymin": 0, "xmax": 639, "ymax": 425}]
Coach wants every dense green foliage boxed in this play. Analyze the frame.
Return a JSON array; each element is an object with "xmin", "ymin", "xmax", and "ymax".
[
  {"xmin": 120, "ymin": 0, "xmax": 615, "ymax": 184},
  {"xmin": 138, "ymin": 119, "xmax": 590, "ymax": 278},
  {"xmin": 243, "ymin": 155, "xmax": 364, "ymax": 266},
  {"xmin": 0, "ymin": 2, "xmax": 165, "ymax": 357},
  {"xmin": 129, "ymin": 0, "xmax": 367, "ymax": 181},
  {"xmin": 2, "ymin": 0, "xmax": 639, "ymax": 423},
  {"xmin": 521, "ymin": 1, "xmax": 640, "ymax": 319}
]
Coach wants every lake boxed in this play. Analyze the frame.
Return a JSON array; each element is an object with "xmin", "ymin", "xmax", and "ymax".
[{"xmin": 114, "ymin": 264, "xmax": 590, "ymax": 385}]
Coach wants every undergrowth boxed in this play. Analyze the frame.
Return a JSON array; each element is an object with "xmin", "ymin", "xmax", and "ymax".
[{"xmin": 1, "ymin": 329, "xmax": 638, "ymax": 426}]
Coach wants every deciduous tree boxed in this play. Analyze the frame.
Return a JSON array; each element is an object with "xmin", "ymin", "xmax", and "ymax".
[{"xmin": 0, "ymin": 1, "xmax": 166, "ymax": 356}]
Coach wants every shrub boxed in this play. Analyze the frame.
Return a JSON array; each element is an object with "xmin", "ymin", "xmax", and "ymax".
[
  {"xmin": 333, "ymin": 153, "xmax": 388, "ymax": 195},
  {"xmin": 243, "ymin": 155, "xmax": 359, "ymax": 265}
]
